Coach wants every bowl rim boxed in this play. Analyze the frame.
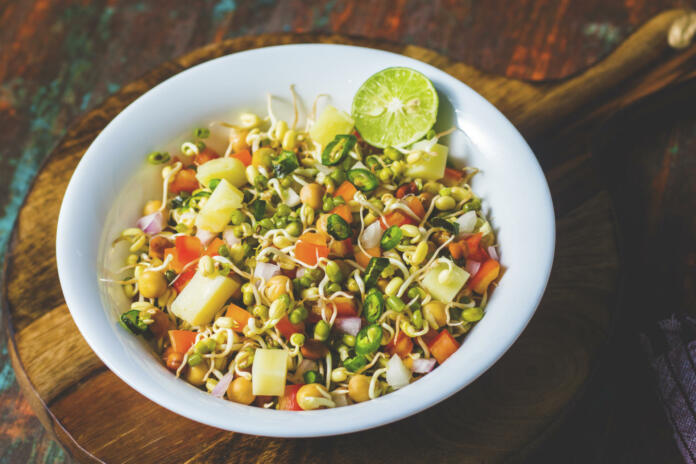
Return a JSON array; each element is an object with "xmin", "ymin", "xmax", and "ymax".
[{"xmin": 56, "ymin": 43, "xmax": 555, "ymax": 437}]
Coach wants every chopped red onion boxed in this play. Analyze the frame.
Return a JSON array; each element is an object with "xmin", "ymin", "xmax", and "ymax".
[
  {"xmin": 386, "ymin": 355, "xmax": 411, "ymax": 388},
  {"xmin": 196, "ymin": 228, "xmax": 216, "ymax": 247},
  {"xmin": 136, "ymin": 211, "xmax": 165, "ymax": 235},
  {"xmin": 296, "ymin": 268, "xmax": 306, "ymax": 279},
  {"xmin": 455, "ymin": 211, "xmax": 477, "ymax": 235},
  {"xmin": 487, "ymin": 246, "xmax": 499, "ymax": 261},
  {"xmin": 361, "ymin": 221, "xmax": 382, "ymax": 249},
  {"xmin": 465, "ymin": 260, "xmax": 481, "ymax": 276},
  {"xmin": 334, "ymin": 317, "xmax": 362, "ymax": 336},
  {"xmin": 211, "ymin": 371, "xmax": 234, "ymax": 398},
  {"xmin": 411, "ymin": 357, "xmax": 437, "ymax": 374},
  {"xmin": 254, "ymin": 262, "xmax": 281, "ymax": 286},
  {"xmin": 223, "ymin": 227, "xmax": 241, "ymax": 247},
  {"xmin": 284, "ymin": 188, "xmax": 301, "ymax": 207}
]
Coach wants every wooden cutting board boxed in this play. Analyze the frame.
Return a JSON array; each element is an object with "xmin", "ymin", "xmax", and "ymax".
[{"xmin": 3, "ymin": 9, "xmax": 695, "ymax": 464}]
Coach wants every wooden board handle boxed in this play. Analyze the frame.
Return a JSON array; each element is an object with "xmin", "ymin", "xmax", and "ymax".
[{"xmin": 516, "ymin": 9, "xmax": 696, "ymax": 138}]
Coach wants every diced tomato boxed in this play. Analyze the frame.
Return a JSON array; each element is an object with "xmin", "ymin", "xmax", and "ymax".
[
  {"xmin": 278, "ymin": 384, "xmax": 304, "ymax": 411},
  {"xmin": 168, "ymin": 330, "xmax": 197, "ymax": 354},
  {"xmin": 444, "ymin": 167, "xmax": 464, "ymax": 182},
  {"xmin": 226, "ymin": 304, "xmax": 253, "ymax": 333},
  {"xmin": 395, "ymin": 182, "xmax": 418, "ymax": 199},
  {"xmin": 334, "ymin": 181, "xmax": 358, "ymax": 203},
  {"xmin": 380, "ymin": 211, "xmax": 415, "ymax": 229},
  {"xmin": 448, "ymin": 241, "xmax": 464, "ymax": 261},
  {"xmin": 428, "ymin": 329, "xmax": 460, "ymax": 364},
  {"xmin": 329, "ymin": 203, "xmax": 353, "ymax": 223},
  {"xmin": 331, "ymin": 297, "xmax": 357, "ymax": 317},
  {"xmin": 330, "ymin": 238, "xmax": 353, "ymax": 258},
  {"xmin": 301, "ymin": 339, "xmax": 328, "ymax": 360},
  {"xmin": 169, "ymin": 169, "xmax": 199, "ymax": 194},
  {"xmin": 468, "ymin": 258, "xmax": 501, "ymax": 294},
  {"xmin": 295, "ymin": 237, "xmax": 329, "ymax": 266},
  {"xmin": 463, "ymin": 233, "xmax": 488, "ymax": 261},
  {"xmin": 298, "ymin": 232, "xmax": 327, "ymax": 247},
  {"xmin": 172, "ymin": 266, "xmax": 196, "ymax": 293},
  {"xmin": 230, "ymin": 148, "xmax": 252, "ymax": 166},
  {"xmin": 386, "ymin": 331, "xmax": 413, "ymax": 358},
  {"xmin": 276, "ymin": 316, "xmax": 305, "ymax": 338},
  {"xmin": 164, "ymin": 248, "xmax": 184, "ymax": 273},
  {"xmin": 204, "ymin": 237, "xmax": 225, "ymax": 257},
  {"xmin": 404, "ymin": 196, "xmax": 426, "ymax": 219},
  {"xmin": 194, "ymin": 147, "xmax": 220, "ymax": 165},
  {"xmin": 149, "ymin": 310, "xmax": 172, "ymax": 339},
  {"xmin": 355, "ymin": 246, "xmax": 380, "ymax": 269},
  {"xmin": 421, "ymin": 329, "xmax": 439, "ymax": 345},
  {"xmin": 175, "ymin": 235, "xmax": 202, "ymax": 264}
]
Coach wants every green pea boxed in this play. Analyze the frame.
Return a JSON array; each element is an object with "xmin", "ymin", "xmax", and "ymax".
[
  {"xmin": 384, "ymin": 147, "xmax": 402, "ymax": 161},
  {"xmin": 229, "ymin": 209, "xmax": 245, "ymax": 225},
  {"xmin": 386, "ymin": 295, "xmax": 405, "ymax": 312},
  {"xmin": 252, "ymin": 304, "xmax": 268, "ymax": 320},
  {"xmin": 187, "ymin": 353, "xmax": 203, "ymax": 366},
  {"xmin": 322, "ymin": 196, "xmax": 334, "ymax": 212},
  {"xmin": 377, "ymin": 168, "xmax": 392, "ymax": 182},
  {"xmin": 411, "ymin": 309, "xmax": 424, "ymax": 329},
  {"xmin": 274, "ymin": 215, "xmax": 288, "ymax": 228},
  {"xmin": 242, "ymin": 291, "xmax": 254, "ymax": 306},
  {"xmin": 327, "ymin": 283, "xmax": 341, "ymax": 294},
  {"xmin": 325, "ymin": 261, "xmax": 344, "ymax": 283},
  {"xmin": 289, "ymin": 306, "xmax": 308, "ymax": 324},
  {"xmin": 194, "ymin": 340, "xmax": 211, "ymax": 354},
  {"xmin": 218, "ymin": 244, "xmax": 231, "ymax": 258},
  {"xmin": 342, "ymin": 334, "xmax": 356, "ymax": 347},
  {"xmin": 463, "ymin": 198, "xmax": 482, "ymax": 212},
  {"xmin": 303, "ymin": 370, "xmax": 322, "ymax": 384},
  {"xmin": 254, "ymin": 174, "xmax": 268, "ymax": 189},
  {"xmin": 299, "ymin": 275, "xmax": 313, "ymax": 288},
  {"xmin": 329, "ymin": 169, "xmax": 346, "ymax": 185},
  {"xmin": 285, "ymin": 221, "xmax": 302, "ymax": 237},
  {"xmin": 290, "ymin": 333, "xmax": 305, "ymax": 346},
  {"xmin": 462, "ymin": 307, "xmax": 484, "ymax": 322},
  {"xmin": 407, "ymin": 286, "xmax": 426, "ymax": 300},
  {"xmin": 314, "ymin": 320, "xmax": 330, "ymax": 341},
  {"xmin": 276, "ymin": 204, "xmax": 292, "ymax": 217},
  {"xmin": 346, "ymin": 278, "xmax": 359, "ymax": 293},
  {"xmin": 258, "ymin": 218, "xmax": 274, "ymax": 230}
]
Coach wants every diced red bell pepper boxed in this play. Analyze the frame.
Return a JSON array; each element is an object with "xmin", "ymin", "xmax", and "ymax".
[
  {"xmin": 334, "ymin": 181, "xmax": 358, "ymax": 203},
  {"xmin": 355, "ymin": 246, "xmax": 380, "ymax": 269},
  {"xmin": 169, "ymin": 169, "xmax": 199, "ymax": 194},
  {"xmin": 329, "ymin": 204, "xmax": 353, "ymax": 223},
  {"xmin": 404, "ymin": 196, "xmax": 426, "ymax": 219},
  {"xmin": 172, "ymin": 266, "xmax": 196, "ymax": 293},
  {"xmin": 230, "ymin": 148, "xmax": 252, "ymax": 166},
  {"xmin": 428, "ymin": 329, "xmax": 460, "ymax": 364},
  {"xmin": 331, "ymin": 297, "xmax": 357, "ymax": 317},
  {"xmin": 204, "ymin": 237, "xmax": 225, "ymax": 257},
  {"xmin": 194, "ymin": 147, "xmax": 220, "ymax": 165},
  {"xmin": 468, "ymin": 258, "xmax": 500, "ymax": 294},
  {"xmin": 463, "ymin": 233, "xmax": 488, "ymax": 261},
  {"xmin": 295, "ymin": 233, "xmax": 329, "ymax": 266},
  {"xmin": 330, "ymin": 238, "xmax": 353, "ymax": 258},
  {"xmin": 380, "ymin": 211, "xmax": 415, "ymax": 229},
  {"xmin": 395, "ymin": 182, "xmax": 418, "ymax": 199},
  {"xmin": 226, "ymin": 304, "xmax": 253, "ymax": 333},
  {"xmin": 175, "ymin": 235, "xmax": 202, "ymax": 264},
  {"xmin": 278, "ymin": 384, "xmax": 304, "ymax": 410},
  {"xmin": 164, "ymin": 247, "xmax": 184, "ymax": 273},
  {"xmin": 386, "ymin": 331, "xmax": 414, "ymax": 358},
  {"xmin": 421, "ymin": 329, "xmax": 439, "ymax": 345},
  {"xmin": 168, "ymin": 330, "xmax": 197, "ymax": 354},
  {"xmin": 276, "ymin": 316, "xmax": 305, "ymax": 338}
]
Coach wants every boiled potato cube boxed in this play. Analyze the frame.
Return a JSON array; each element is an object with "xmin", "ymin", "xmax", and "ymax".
[
  {"xmin": 252, "ymin": 349, "xmax": 288, "ymax": 396},
  {"xmin": 405, "ymin": 141, "xmax": 448, "ymax": 181},
  {"xmin": 421, "ymin": 260, "xmax": 470, "ymax": 303},
  {"xmin": 309, "ymin": 105, "xmax": 354, "ymax": 147},
  {"xmin": 195, "ymin": 179, "xmax": 243, "ymax": 233},
  {"xmin": 196, "ymin": 157, "xmax": 247, "ymax": 188},
  {"xmin": 170, "ymin": 270, "xmax": 239, "ymax": 325}
]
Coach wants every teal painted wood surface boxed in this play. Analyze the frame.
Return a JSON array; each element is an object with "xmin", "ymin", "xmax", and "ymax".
[{"xmin": 0, "ymin": 0, "xmax": 693, "ymax": 462}]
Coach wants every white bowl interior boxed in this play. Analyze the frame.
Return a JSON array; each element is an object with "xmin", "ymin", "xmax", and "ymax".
[{"xmin": 57, "ymin": 44, "xmax": 555, "ymax": 437}]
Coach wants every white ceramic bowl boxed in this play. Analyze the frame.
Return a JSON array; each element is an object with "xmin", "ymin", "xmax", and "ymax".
[{"xmin": 56, "ymin": 44, "xmax": 555, "ymax": 437}]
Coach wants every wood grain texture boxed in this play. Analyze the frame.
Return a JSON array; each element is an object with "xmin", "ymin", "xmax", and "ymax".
[
  {"xmin": 3, "ymin": 9, "xmax": 694, "ymax": 460},
  {"xmin": 1, "ymin": 1, "xmax": 695, "ymax": 463}
]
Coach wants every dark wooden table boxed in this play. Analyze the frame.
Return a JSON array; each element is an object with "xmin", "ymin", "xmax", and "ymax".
[{"xmin": 0, "ymin": 1, "xmax": 692, "ymax": 462}]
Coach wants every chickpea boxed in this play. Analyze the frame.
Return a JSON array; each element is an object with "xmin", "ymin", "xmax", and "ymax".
[
  {"xmin": 265, "ymin": 275, "xmax": 291, "ymax": 301},
  {"xmin": 423, "ymin": 301, "xmax": 447, "ymax": 329},
  {"xmin": 229, "ymin": 128, "xmax": 249, "ymax": 153},
  {"xmin": 138, "ymin": 270, "xmax": 167, "ymax": 298},
  {"xmin": 300, "ymin": 183, "xmax": 324, "ymax": 210},
  {"xmin": 165, "ymin": 351, "xmax": 184, "ymax": 371},
  {"xmin": 348, "ymin": 375, "xmax": 371, "ymax": 403},
  {"xmin": 185, "ymin": 363, "xmax": 208, "ymax": 386},
  {"xmin": 296, "ymin": 383, "xmax": 331, "ymax": 410},
  {"xmin": 148, "ymin": 235, "xmax": 170, "ymax": 260},
  {"xmin": 227, "ymin": 377, "xmax": 255, "ymax": 405},
  {"xmin": 143, "ymin": 200, "xmax": 162, "ymax": 216},
  {"xmin": 316, "ymin": 213, "xmax": 330, "ymax": 235}
]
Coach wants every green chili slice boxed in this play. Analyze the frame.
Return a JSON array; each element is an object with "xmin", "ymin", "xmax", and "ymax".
[
  {"xmin": 321, "ymin": 134, "xmax": 357, "ymax": 166},
  {"xmin": 431, "ymin": 217, "xmax": 459, "ymax": 235},
  {"xmin": 327, "ymin": 214, "xmax": 351, "ymax": 240},
  {"xmin": 272, "ymin": 150, "xmax": 299, "ymax": 178},
  {"xmin": 364, "ymin": 257, "xmax": 389, "ymax": 288},
  {"xmin": 363, "ymin": 289, "xmax": 384, "ymax": 323},
  {"xmin": 251, "ymin": 199, "xmax": 266, "ymax": 221},
  {"xmin": 380, "ymin": 225, "xmax": 403, "ymax": 250},
  {"xmin": 147, "ymin": 151, "xmax": 170, "ymax": 165},
  {"xmin": 347, "ymin": 169, "xmax": 379, "ymax": 193},
  {"xmin": 194, "ymin": 127, "xmax": 210, "ymax": 138},
  {"xmin": 119, "ymin": 310, "xmax": 147, "ymax": 335},
  {"xmin": 355, "ymin": 324, "xmax": 383, "ymax": 355},
  {"xmin": 343, "ymin": 355, "xmax": 367, "ymax": 372},
  {"xmin": 303, "ymin": 370, "xmax": 323, "ymax": 384}
]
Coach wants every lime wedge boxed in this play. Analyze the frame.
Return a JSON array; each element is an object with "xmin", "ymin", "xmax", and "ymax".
[{"xmin": 351, "ymin": 67, "xmax": 438, "ymax": 148}]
